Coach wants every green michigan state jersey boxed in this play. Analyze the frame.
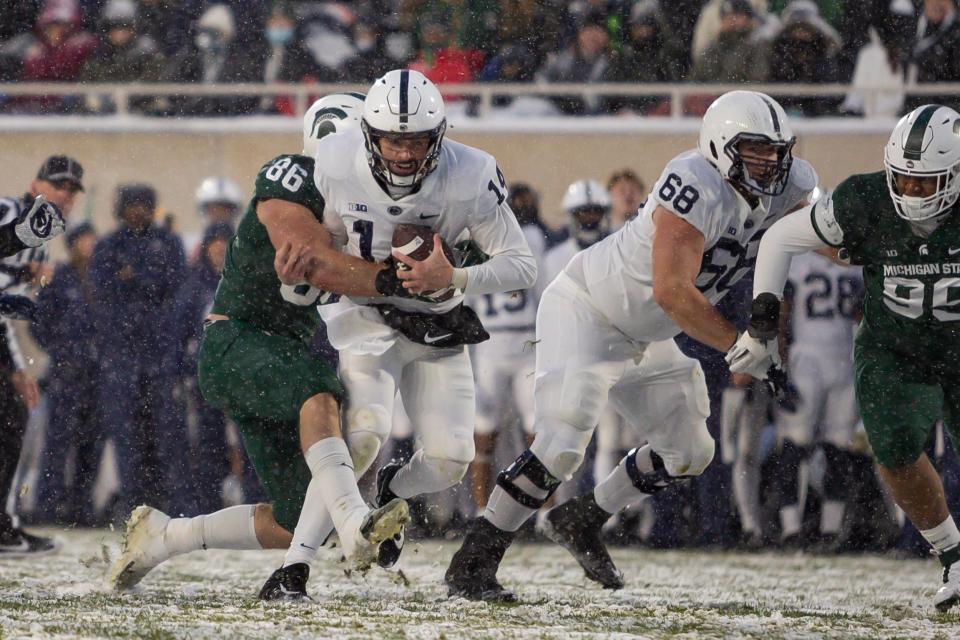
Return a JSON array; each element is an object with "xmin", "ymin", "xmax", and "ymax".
[
  {"xmin": 814, "ymin": 171, "xmax": 960, "ymax": 360},
  {"xmin": 211, "ymin": 154, "xmax": 325, "ymax": 343}
]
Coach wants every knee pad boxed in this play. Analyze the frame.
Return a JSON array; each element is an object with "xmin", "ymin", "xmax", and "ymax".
[
  {"xmin": 347, "ymin": 430, "xmax": 387, "ymax": 477},
  {"xmin": 496, "ymin": 449, "xmax": 561, "ymax": 510},
  {"xmin": 529, "ymin": 419, "xmax": 594, "ymax": 481},
  {"xmin": 657, "ymin": 421, "xmax": 715, "ymax": 478},
  {"xmin": 423, "ymin": 454, "xmax": 470, "ymax": 487}
]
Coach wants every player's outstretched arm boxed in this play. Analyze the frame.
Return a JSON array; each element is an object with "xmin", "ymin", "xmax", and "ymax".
[
  {"xmin": 257, "ymin": 198, "xmax": 388, "ymax": 297},
  {"xmin": 651, "ymin": 205, "xmax": 739, "ymax": 353},
  {"xmin": 752, "ymin": 201, "xmax": 840, "ymax": 299}
]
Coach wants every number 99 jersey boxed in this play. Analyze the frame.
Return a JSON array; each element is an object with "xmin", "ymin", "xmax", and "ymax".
[{"xmin": 565, "ymin": 149, "xmax": 817, "ymax": 343}]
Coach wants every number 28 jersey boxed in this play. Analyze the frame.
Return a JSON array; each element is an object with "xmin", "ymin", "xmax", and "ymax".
[{"xmin": 565, "ymin": 150, "xmax": 817, "ymax": 342}]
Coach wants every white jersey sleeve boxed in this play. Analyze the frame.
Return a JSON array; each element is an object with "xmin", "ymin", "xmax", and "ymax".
[
  {"xmin": 650, "ymin": 153, "xmax": 732, "ymax": 247},
  {"xmin": 457, "ymin": 154, "xmax": 537, "ymax": 295}
]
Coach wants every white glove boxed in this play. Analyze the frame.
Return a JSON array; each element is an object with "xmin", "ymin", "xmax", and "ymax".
[
  {"xmin": 15, "ymin": 195, "xmax": 65, "ymax": 248},
  {"xmin": 725, "ymin": 332, "xmax": 781, "ymax": 379}
]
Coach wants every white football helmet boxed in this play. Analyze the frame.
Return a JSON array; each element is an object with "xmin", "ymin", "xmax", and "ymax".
[
  {"xmin": 302, "ymin": 92, "xmax": 365, "ymax": 158},
  {"xmin": 195, "ymin": 176, "xmax": 242, "ymax": 213},
  {"xmin": 361, "ymin": 69, "xmax": 447, "ymax": 188},
  {"xmin": 884, "ymin": 104, "xmax": 960, "ymax": 222},
  {"xmin": 698, "ymin": 91, "xmax": 796, "ymax": 196},
  {"xmin": 562, "ymin": 179, "xmax": 611, "ymax": 247}
]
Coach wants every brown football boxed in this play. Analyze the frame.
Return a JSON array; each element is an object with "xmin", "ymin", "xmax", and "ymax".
[{"xmin": 392, "ymin": 223, "xmax": 457, "ymax": 301}]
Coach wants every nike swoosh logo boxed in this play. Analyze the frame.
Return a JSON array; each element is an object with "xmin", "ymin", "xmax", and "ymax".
[
  {"xmin": 424, "ymin": 332, "xmax": 452, "ymax": 344},
  {"xmin": 950, "ymin": 248, "xmax": 960, "ymax": 255},
  {"xmin": 278, "ymin": 586, "xmax": 301, "ymax": 595},
  {"xmin": 299, "ymin": 543, "xmax": 316, "ymax": 550},
  {"xmin": 418, "ymin": 214, "xmax": 439, "ymax": 220},
  {"xmin": 0, "ymin": 539, "xmax": 30, "ymax": 552}
]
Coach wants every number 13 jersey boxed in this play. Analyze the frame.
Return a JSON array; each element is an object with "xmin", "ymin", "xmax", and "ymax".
[{"xmin": 565, "ymin": 149, "xmax": 817, "ymax": 343}]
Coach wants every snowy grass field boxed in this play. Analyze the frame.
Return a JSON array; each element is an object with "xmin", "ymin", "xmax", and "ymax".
[{"xmin": 1, "ymin": 528, "xmax": 958, "ymax": 639}]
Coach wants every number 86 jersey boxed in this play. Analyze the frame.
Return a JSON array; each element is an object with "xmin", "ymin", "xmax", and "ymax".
[{"xmin": 565, "ymin": 149, "xmax": 817, "ymax": 343}]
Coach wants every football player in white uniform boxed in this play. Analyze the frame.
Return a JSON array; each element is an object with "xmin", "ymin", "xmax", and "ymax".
[
  {"xmin": 444, "ymin": 91, "xmax": 817, "ymax": 602},
  {"xmin": 777, "ymin": 252, "xmax": 863, "ymax": 546},
  {"xmin": 283, "ymin": 69, "xmax": 536, "ymax": 570}
]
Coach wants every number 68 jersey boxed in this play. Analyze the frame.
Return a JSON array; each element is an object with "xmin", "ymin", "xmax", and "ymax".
[{"xmin": 564, "ymin": 149, "xmax": 817, "ymax": 343}]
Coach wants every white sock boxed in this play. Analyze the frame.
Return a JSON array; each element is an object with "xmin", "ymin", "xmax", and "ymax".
[
  {"xmin": 780, "ymin": 504, "xmax": 802, "ymax": 539},
  {"xmin": 389, "ymin": 450, "xmax": 465, "ymax": 498},
  {"xmin": 283, "ymin": 478, "xmax": 336, "ymax": 568},
  {"xmin": 594, "ymin": 446, "xmax": 656, "ymax": 514},
  {"xmin": 164, "ymin": 504, "xmax": 259, "ymax": 556},
  {"xmin": 733, "ymin": 458, "xmax": 762, "ymax": 535},
  {"xmin": 921, "ymin": 516, "xmax": 960, "ymax": 553},
  {"xmin": 301, "ymin": 438, "xmax": 369, "ymax": 559},
  {"xmin": 484, "ymin": 484, "xmax": 539, "ymax": 532},
  {"xmin": 820, "ymin": 500, "xmax": 845, "ymax": 536}
]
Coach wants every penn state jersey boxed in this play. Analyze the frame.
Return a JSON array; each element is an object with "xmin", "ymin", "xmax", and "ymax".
[
  {"xmin": 565, "ymin": 150, "xmax": 817, "ymax": 342},
  {"xmin": 469, "ymin": 224, "xmax": 544, "ymax": 332},
  {"xmin": 312, "ymin": 129, "xmax": 535, "ymax": 350},
  {"xmin": 785, "ymin": 252, "xmax": 863, "ymax": 353}
]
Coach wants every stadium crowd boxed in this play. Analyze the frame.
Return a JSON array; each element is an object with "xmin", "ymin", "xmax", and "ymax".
[
  {"xmin": 0, "ymin": 0, "xmax": 958, "ymax": 116},
  {"xmin": 3, "ymin": 152, "xmax": 958, "ymax": 562}
]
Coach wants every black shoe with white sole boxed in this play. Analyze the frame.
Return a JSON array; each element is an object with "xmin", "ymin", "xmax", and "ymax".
[
  {"xmin": 0, "ymin": 527, "xmax": 58, "ymax": 556},
  {"xmin": 445, "ymin": 517, "xmax": 517, "ymax": 603},
  {"xmin": 375, "ymin": 460, "xmax": 405, "ymax": 568},
  {"xmin": 258, "ymin": 563, "xmax": 311, "ymax": 601}
]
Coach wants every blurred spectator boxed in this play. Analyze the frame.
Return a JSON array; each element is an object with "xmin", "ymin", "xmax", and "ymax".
[
  {"xmin": 400, "ymin": 0, "xmax": 501, "ymax": 57},
  {"xmin": 661, "ymin": 0, "xmax": 710, "ymax": 78},
  {"xmin": 690, "ymin": 0, "xmax": 770, "ymax": 83},
  {"xmin": 508, "ymin": 183, "xmax": 568, "ymax": 249},
  {"xmin": 692, "ymin": 0, "xmax": 776, "ymax": 62},
  {"xmin": 79, "ymin": 0, "xmax": 166, "ymax": 114},
  {"xmin": 344, "ymin": 17, "xmax": 409, "ymax": 83},
  {"xmin": 250, "ymin": 1, "xmax": 319, "ymax": 114},
  {"xmin": 162, "ymin": 222, "xmax": 235, "ymax": 514},
  {"xmin": 905, "ymin": 0, "xmax": 960, "ymax": 112},
  {"xmin": 31, "ymin": 222, "xmax": 102, "ymax": 526},
  {"xmin": 609, "ymin": 0, "xmax": 681, "ymax": 113},
  {"xmin": 182, "ymin": 176, "xmax": 243, "ymax": 256},
  {"xmin": 161, "ymin": 4, "xmax": 261, "ymax": 117},
  {"xmin": 768, "ymin": 0, "xmax": 841, "ymax": 27},
  {"xmin": 537, "ymin": 11, "xmax": 620, "ymax": 114},
  {"xmin": 292, "ymin": 2, "xmax": 363, "ymax": 83},
  {"xmin": 606, "ymin": 168, "xmax": 645, "ymax": 229},
  {"xmin": 10, "ymin": 0, "xmax": 98, "ymax": 113},
  {"xmin": 837, "ymin": 0, "xmax": 917, "ymax": 83},
  {"xmin": 138, "ymin": 0, "xmax": 198, "ymax": 57},
  {"xmin": 90, "ymin": 184, "xmax": 188, "ymax": 520},
  {"xmin": 409, "ymin": 11, "xmax": 480, "ymax": 86},
  {"xmin": 496, "ymin": 0, "xmax": 570, "ymax": 71},
  {"xmin": 767, "ymin": 0, "xmax": 842, "ymax": 116},
  {"xmin": 568, "ymin": 0, "xmax": 632, "ymax": 51}
]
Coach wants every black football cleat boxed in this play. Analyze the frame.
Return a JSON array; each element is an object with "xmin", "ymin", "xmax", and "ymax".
[
  {"xmin": 258, "ymin": 562, "xmax": 311, "ymax": 601},
  {"xmin": 375, "ymin": 460, "xmax": 406, "ymax": 568},
  {"xmin": 0, "ymin": 527, "xmax": 59, "ymax": 557},
  {"xmin": 539, "ymin": 494, "xmax": 624, "ymax": 589},
  {"xmin": 445, "ymin": 517, "xmax": 517, "ymax": 603}
]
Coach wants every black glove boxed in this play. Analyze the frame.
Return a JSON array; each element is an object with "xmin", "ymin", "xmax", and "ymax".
[
  {"xmin": 765, "ymin": 364, "xmax": 800, "ymax": 413},
  {"xmin": 15, "ymin": 195, "xmax": 65, "ymax": 248},
  {"xmin": 374, "ymin": 258, "xmax": 414, "ymax": 298},
  {"xmin": 747, "ymin": 292, "xmax": 780, "ymax": 340}
]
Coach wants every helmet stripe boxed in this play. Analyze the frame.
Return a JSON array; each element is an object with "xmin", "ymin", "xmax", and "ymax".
[
  {"xmin": 345, "ymin": 92, "xmax": 366, "ymax": 101},
  {"xmin": 399, "ymin": 69, "xmax": 409, "ymax": 124},
  {"xmin": 759, "ymin": 95, "xmax": 780, "ymax": 134},
  {"xmin": 904, "ymin": 105, "xmax": 941, "ymax": 160}
]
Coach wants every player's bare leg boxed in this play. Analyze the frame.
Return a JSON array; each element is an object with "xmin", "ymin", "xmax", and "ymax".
[
  {"xmin": 878, "ymin": 453, "xmax": 960, "ymax": 611},
  {"xmin": 471, "ymin": 433, "xmax": 497, "ymax": 513}
]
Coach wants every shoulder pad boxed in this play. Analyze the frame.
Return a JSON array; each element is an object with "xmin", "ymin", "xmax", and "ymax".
[
  {"xmin": 443, "ymin": 140, "xmax": 498, "ymax": 206},
  {"xmin": 788, "ymin": 158, "xmax": 818, "ymax": 195},
  {"xmin": 313, "ymin": 129, "xmax": 363, "ymax": 180}
]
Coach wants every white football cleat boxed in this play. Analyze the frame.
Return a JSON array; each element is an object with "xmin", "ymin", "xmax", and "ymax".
[
  {"xmin": 348, "ymin": 498, "xmax": 410, "ymax": 571},
  {"xmin": 108, "ymin": 505, "xmax": 172, "ymax": 591}
]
